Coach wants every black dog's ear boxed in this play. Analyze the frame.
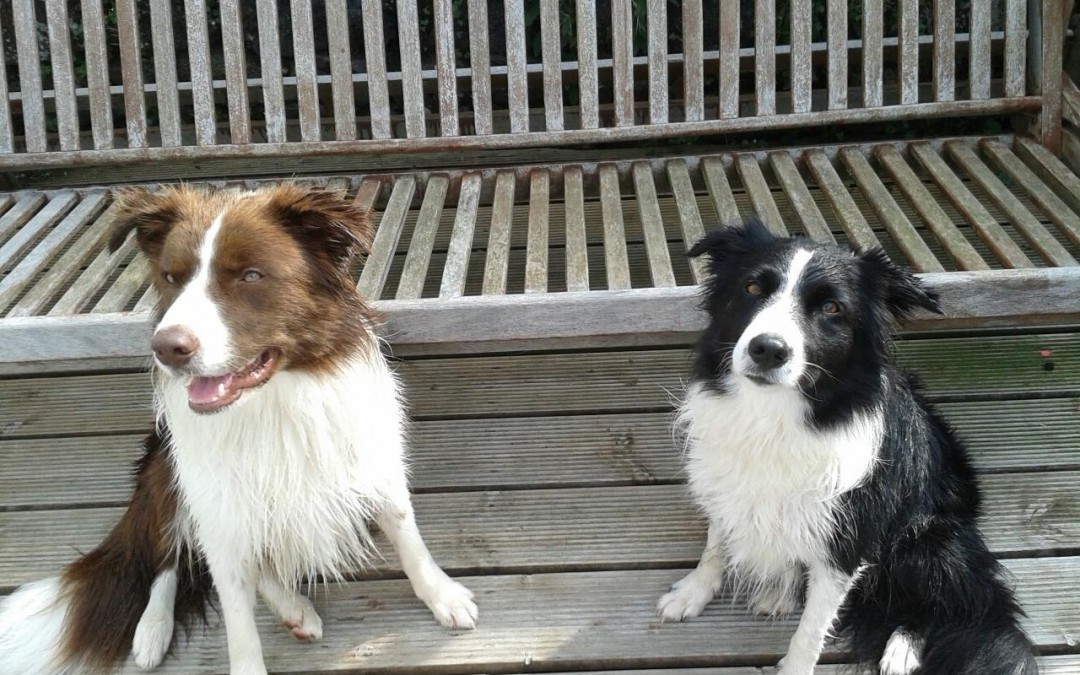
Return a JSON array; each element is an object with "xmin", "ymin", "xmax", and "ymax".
[
  {"xmin": 264, "ymin": 184, "xmax": 373, "ymax": 271},
  {"xmin": 688, "ymin": 218, "xmax": 777, "ymax": 260},
  {"xmin": 859, "ymin": 247, "xmax": 943, "ymax": 319},
  {"xmin": 107, "ymin": 186, "xmax": 186, "ymax": 257}
]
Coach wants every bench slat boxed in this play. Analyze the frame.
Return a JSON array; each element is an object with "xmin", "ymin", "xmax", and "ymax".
[
  {"xmin": 359, "ymin": 176, "xmax": 417, "ymax": 300},
  {"xmin": 613, "ymin": 0, "xmax": 635, "ymax": 126},
  {"xmin": 326, "ymin": 0, "xmax": 358, "ymax": 141},
  {"xmin": 0, "ymin": 195, "xmax": 47, "ymax": 245},
  {"xmin": 48, "ymin": 237, "xmax": 136, "ymax": 317},
  {"xmin": 803, "ymin": 151, "xmax": 881, "ymax": 249},
  {"xmin": 292, "ymin": 0, "xmax": 322, "ymax": 142},
  {"xmin": 701, "ymin": 156, "xmax": 741, "ymax": 226},
  {"xmin": 790, "ymin": 0, "xmax": 812, "ymax": 114},
  {"xmin": 256, "ymin": 0, "xmax": 288, "ymax": 143},
  {"xmin": 576, "ymin": 0, "xmax": 600, "ymax": 129},
  {"xmin": 80, "ymin": 0, "xmax": 113, "ymax": 149},
  {"xmin": 92, "ymin": 254, "xmax": 149, "ymax": 314},
  {"xmin": 361, "ymin": 0, "xmax": 392, "ymax": 139},
  {"xmin": 682, "ymin": 0, "xmax": 704, "ymax": 122},
  {"xmin": 647, "ymin": 0, "xmax": 668, "ymax": 124},
  {"xmin": 44, "ymin": 0, "xmax": 79, "ymax": 152},
  {"xmin": 434, "ymin": 0, "xmax": 460, "ymax": 137},
  {"xmin": 525, "ymin": 171, "xmax": 551, "ymax": 293},
  {"xmin": 862, "ymin": 0, "xmax": 884, "ymax": 107},
  {"xmin": 736, "ymin": 155, "xmax": 787, "ymax": 235},
  {"xmin": 221, "ymin": 0, "xmax": 252, "ymax": 144},
  {"xmin": 719, "ymin": 0, "xmax": 740, "ymax": 118},
  {"xmin": 969, "ymin": 0, "xmax": 992, "ymax": 100},
  {"xmin": 117, "ymin": 0, "xmax": 148, "ymax": 148},
  {"xmin": 1014, "ymin": 135, "xmax": 1080, "ymax": 216},
  {"xmin": 633, "ymin": 163, "xmax": 676, "ymax": 288},
  {"xmin": 1004, "ymin": 0, "xmax": 1027, "ymax": 98},
  {"xmin": 397, "ymin": 176, "xmax": 449, "ymax": 300},
  {"xmin": 564, "ymin": 167, "xmax": 590, "ymax": 291},
  {"xmin": 482, "ymin": 172, "xmax": 516, "ymax": 295},
  {"xmin": 754, "ymin": 0, "xmax": 776, "ymax": 116},
  {"xmin": 932, "ymin": 0, "xmax": 955, "ymax": 102},
  {"xmin": 769, "ymin": 153, "xmax": 835, "ymax": 243},
  {"xmin": 665, "ymin": 160, "xmax": 707, "ymax": 283},
  {"xmin": 0, "ymin": 9, "xmax": 11, "ymax": 153},
  {"xmin": 506, "ymin": 0, "xmax": 530, "ymax": 133},
  {"xmin": 467, "ymin": 0, "xmax": 494, "ymax": 135},
  {"xmin": 184, "ymin": 0, "xmax": 217, "ymax": 146},
  {"xmin": 827, "ymin": 0, "xmax": 847, "ymax": 110},
  {"xmin": 899, "ymin": 0, "xmax": 919, "ymax": 104},
  {"xmin": 149, "ymin": 0, "xmax": 182, "ymax": 147},
  {"xmin": 0, "ymin": 192, "xmax": 77, "ymax": 275},
  {"xmin": 439, "ymin": 173, "xmax": 481, "ymax": 298},
  {"xmin": 983, "ymin": 139, "xmax": 1080, "ymax": 248},
  {"xmin": 13, "ymin": 0, "xmax": 46, "ymax": 153},
  {"xmin": 600, "ymin": 165, "xmax": 632, "ymax": 290},
  {"xmin": 541, "ymin": 0, "xmax": 564, "ymax": 132}
]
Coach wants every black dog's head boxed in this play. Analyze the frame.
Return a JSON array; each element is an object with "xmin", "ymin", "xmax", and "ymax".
[{"xmin": 688, "ymin": 220, "xmax": 941, "ymax": 428}]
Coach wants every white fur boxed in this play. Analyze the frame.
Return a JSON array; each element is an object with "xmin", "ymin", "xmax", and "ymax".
[
  {"xmin": 132, "ymin": 567, "xmax": 177, "ymax": 670},
  {"xmin": 0, "ymin": 578, "xmax": 73, "ymax": 675},
  {"xmin": 777, "ymin": 564, "xmax": 864, "ymax": 675},
  {"xmin": 880, "ymin": 628, "xmax": 923, "ymax": 675}
]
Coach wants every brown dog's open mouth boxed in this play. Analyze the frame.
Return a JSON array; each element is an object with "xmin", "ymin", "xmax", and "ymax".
[{"xmin": 185, "ymin": 349, "xmax": 281, "ymax": 413}]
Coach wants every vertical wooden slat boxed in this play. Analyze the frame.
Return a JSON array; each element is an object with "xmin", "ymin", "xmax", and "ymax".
[
  {"xmin": 599, "ymin": 165, "xmax": 631, "ymax": 290},
  {"xmin": 646, "ymin": 0, "xmax": 668, "ymax": 124},
  {"xmin": 933, "ymin": 0, "xmax": 955, "ymax": 102},
  {"xmin": 769, "ymin": 153, "xmax": 835, "ymax": 243},
  {"xmin": 525, "ymin": 171, "xmax": 551, "ymax": 294},
  {"xmin": 483, "ymin": 172, "xmax": 516, "ymax": 295},
  {"xmin": 358, "ymin": 176, "xmax": 417, "ymax": 300},
  {"xmin": 220, "ymin": 0, "xmax": 251, "ymax": 144},
  {"xmin": 632, "ymin": 163, "xmax": 676, "ymax": 288},
  {"xmin": 804, "ymin": 150, "xmax": 879, "ymax": 250},
  {"xmin": 505, "ymin": 0, "xmax": 530, "ymax": 133},
  {"xmin": 0, "ymin": 192, "xmax": 77, "ymax": 273},
  {"xmin": 791, "ymin": 0, "xmax": 813, "ymax": 114},
  {"xmin": 0, "ymin": 9, "xmax": 12, "ymax": 153},
  {"xmin": 969, "ymin": 0, "xmax": 991, "ymax": 100},
  {"xmin": 612, "ymin": 0, "xmax": 635, "ymax": 126},
  {"xmin": 45, "ymin": 0, "xmax": 79, "ymax": 151},
  {"xmin": 682, "ymin": 0, "xmax": 704, "ymax": 122},
  {"xmin": 396, "ymin": 176, "xmax": 449, "ymax": 300},
  {"xmin": 256, "ymin": 0, "xmax": 287, "ymax": 143},
  {"xmin": 826, "ymin": 0, "xmax": 847, "ymax": 110},
  {"xmin": 325, "ymin": 0, "xmax": 358, "ymax": 141},
  {"xmin": 754, "ymin": 0, "xmax": 776, "ymax": 116},
  {"xmin": 1037, "ymin": 0, "xmax": 1064, "ymax": 151},
  {"xmin": 862, "ymin": 0, "xmax": 884, "ymax": 107},
  {"xmin": 149, "ymin": 0, "xmax": 182, "ymax": 147},
  {"xmin": 1004, "ymin": 0, "xmax": 1027, "ymax": 98},
  {"xmin": 13, "ymin": 0, "xmax": 46, "ymax": 153},
  {"xmin": 736, "ymin": 155, "xmax": 786, "ymax": 235},
  {"xmin": 701, "ymin": 156, "xmax": 742, "ymax": 225},
  {"xmin": 540, "ymin": 0, "xmax": 564, "ymax": 131},
  {"xmin": 665, "ymin": 160, "xmax": 707, "ymax": 283},
  {"xmin": 185, "ymin": 0, "xmax": 217, "ymax": 145},
  {"xmin": 434, "ymin": 0, "xmax": 460, "ymax": 136},
  {"xmin": 719, "ymin": 0, "xmax": 740, "ymax": 118},
  {"xmin": 361, "ymin": 0, "xmax": 392, "ymax": 139},
  {"xmin": 898, "ymin": 0, "xmax": 919, "ymax": 104},
  {"xmin": 564, "ymin": 167, "xmax": 589, "ymax": 291},
  {"xmin": 440, "ymin": 173, "xmax": 482, "ymax": 298},
  {"xmin": 81, "ymin": 0, "xmax": 113, "ymax": 149},
  {"xmin": 576, "ymin": 0, "xmax": 600, "ymax": 129},
  {"xmin": 293, "ymin": 0, "xmax": 322, "ymax": 142},
  {"xmin": 116, "ymin": 0, "xmax": 147, "ymax": 148},
  {"xmin": 467, "ymin": 0, "xmax": 493, "ymax": 134}
]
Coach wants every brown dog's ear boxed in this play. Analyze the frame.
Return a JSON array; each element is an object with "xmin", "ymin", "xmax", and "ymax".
[
  {"xmin": 263, "ymin": 184, "xmax": 374, "ymax": 271},
  {"xmin": 107, "ymin": 187, "xmax": 186, "ymax": 257}
]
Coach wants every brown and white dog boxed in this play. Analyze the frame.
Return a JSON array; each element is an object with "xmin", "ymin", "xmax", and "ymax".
[{"xmin": 0, "ymin": 185, "xmax": 478, "ymax": 675}]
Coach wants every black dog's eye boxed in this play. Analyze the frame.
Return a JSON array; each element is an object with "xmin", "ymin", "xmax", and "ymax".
[
  {"xmin": 821, "ymin": 300, "xmax": 841, "ymax": 314},
  {"xmin": 745, "ymin": 280, "xmax": 763, "ymax": 296}
]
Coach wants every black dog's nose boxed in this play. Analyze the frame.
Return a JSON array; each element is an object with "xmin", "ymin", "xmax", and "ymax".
[{"xmin": 748, "ymin": 334, "xmax": 791, "ymax": 369}]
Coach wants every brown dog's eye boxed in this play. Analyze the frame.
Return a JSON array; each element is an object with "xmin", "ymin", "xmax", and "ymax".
[
  {"xmin": 241, "ymin": 269, "xmax": 263, "ymax": 283},
  {"xmin": 161, "ymin": 272, "xmax": 176, "ymax": 284},
  {"xmin": 822, "ymin": 300, "xmax": 841, "ymax": 314},
  {"xmin": 745, "ymin": 280, "xmax": 762, "ymax": 296}
]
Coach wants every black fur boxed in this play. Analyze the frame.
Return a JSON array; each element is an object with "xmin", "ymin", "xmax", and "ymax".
[{"xmin": 689, "ymin": 222, "xmax": 1037, "ymax": 675}]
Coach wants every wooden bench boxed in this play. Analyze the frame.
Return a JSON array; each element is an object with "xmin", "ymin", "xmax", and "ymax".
[{"xmin": 0, "ymin": 1, "xmax": 1079, "ymax": 673}]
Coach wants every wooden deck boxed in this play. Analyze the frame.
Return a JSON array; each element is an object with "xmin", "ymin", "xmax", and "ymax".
[{"xmin": 2, "ymin": 330, "xmax": 1079, "ymax": 674}]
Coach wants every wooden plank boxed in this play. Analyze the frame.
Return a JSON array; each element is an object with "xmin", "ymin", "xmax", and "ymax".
[
  {"xmin": 873, "ymin": 145, "xmax": 988, "ymax": 271},
  {"xmin": 116, "ymin": 0, "xmax": 147, "ymax": 148},
  {"xmin": 632, "ymin": 163, "xmax": 676, "ymax": 288},
  {"xmin": 932, "ymin": 0, "xmax": 955, "ymax": 102},
  {"xmin": 862, "ymin": 0, "xmax": 884, "ymax": 107},
  {"xmin": 434, "ymin": 0, "xmax": 460, "ymax": 136},
  {"xmin": 482, "ymin": 172, "xmax": 516, "ymax": 295},
  {"xmin": 361, "ymin": 0, "xmax": 392, "ymax": 139},
  {"xmin": 665, "ymin": 160, "xmax": 708, "ymax": 283},
  {"xmin": 1004, "ymin": 0, "xmax": 1027, "ymax": 98},
  {"xmin": 505, "ymin": 0, "xmax": 530, "ymax": 133},
  {"xmin": 220, "ymin": 0, "xmax": 251, "ymax": 144},
  {"xmin": 600, "ymin": 165, "xmax": 631, "ymax": 290},
  {"xmin": 540, "ymin": 0, "xmax": 564, "ymax": 132},
  {"xmin": 701, "ymin": 156, "xmax": 741, "ymax": 225},
  {"xmin": 396, "ymin": 176, "xmax": 449, "ymax": 300},
  {"xmin": 560, "ymin": 659, "xmax": 1080, "ymax": 675},
  {"xmin": 826, "ymin": 0, "xmax": 847, "ymax": 110},
  {"xmin": 1013, "ymin": 135, "xmax": 1080, "ymax": 217},
  {"xmin": 735, "ymin": 154, "xmax": 786, "ymax": 235},
  {"xmin": 256, "ymin": 0, "xmax": 287, "ymax": 143},
  {"xmin": 909, "ymin": 143, "xmax": 1033, "ymax": 269},
  {"xmin": 149, "ymin": 0, "xmax": 182, "ymax": 147},
  {"xmin": 983, "ymin": 139, "xmax": 1080, "ymax": 248},
  {"xmin": 325, "ymin": 0, "xmax": 358, "ymax": 141},
  {"xmin": 92, "ymin": 255, "xmax": 150, "ymax": 313},
  {"xmin": 48, "ymin": 238, "xmax": 138, "ymax": 316},
  {"xmin": 0, "ymin": 192, "xmax": 77, "ymax": 274},
  {"xmin": 646, "ymin": 0, "xmax": 668, "ymax": 124},
  {"xmin": 0, "ymin": 9, "xmax": 12, "ymax": 153},
  {"xmin": 468, "ymin": 0, "xmax": 494, "ymax": 134},
  {"xmin": 292, "ymin": 0, "xmax": 321, "ymax": 142},
  {"xmin": 185, "ymin": 0, "xmax": 217, "ymax": 145},
  {"xmin": 564, "ymin": 167, "xmax": 590, "ymax": 291},
  {"xmin": 682, "ymin": 0, "xmax": 704, "ymax": 122},
  {"xmin": 898, "ymin": 0, "xmax": 919, "ymax": 104},
  {"xmin": 805, "ymin": 149, "xmax": 884, "ymax": 250},
  {"xmin": 439, "ymin": 174, "xmax": 482, "ymax": 299},
  {"xmin": 0, "ymin": 194, "xmax": 47, "ymax": 245},
  {"xmin": 133, "ymin": 286, "xmax": 158, "ymax": 314},
  {"xmin": 945, "ymin": 142, "xmax": 1076, "ymax": 267},
  {"xmin": 612, "ymin": 0, "xmax": 635, "ymax": 126},
  {"xmin": 358, "ymin": 176, "xmax": 417, "ymax": 300},
  {"xmin": 81, "ymin": 0, "xmax": 113, "ymax": 149},
  {"xmin": 576, "ymin": 0, "xmax": 600, "ymax": 129},
  {"xmin": 754, "ymin": 0, "xmax": 776, "ymax": 116},
  {"xmin": 525, "ymin": 171, "xmax": 551, "ymax": 293},
  {"xmin": 969, "ymin": 0, "xmax": 992, "ymax": 100},
  {"xmin": 44, "ymin": 0, "xmax": 79, "ymax": 151},
  {"xmin": 769, "ymin": 153, "xmax": 835, "ymax": 243},
  {"xmin": 838, "ymin": 147, "xmax": 944, "ymax": 272},
  {"xmin": 1037, "ymin": 0, "xmax": 1065, "ymax": 151},
  {"xmin": 12, "ymin": 0, "xmax": 46, "ymax": 153},
  {"xmin": 790, "ymin": 0, "xmax": 812, "ymax": 115},
  {"xmin": 0, "ymin": 193, "xmax": 107, "ymax": 312},
  {"xmin": 719, "ymin": 0, "xmax": 740, "ymax": 118}
]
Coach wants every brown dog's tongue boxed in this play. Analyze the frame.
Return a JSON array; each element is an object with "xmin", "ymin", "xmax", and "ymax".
[{"xmin": 186, "ymin": 373, "xmax": 235, "ymax": 406}]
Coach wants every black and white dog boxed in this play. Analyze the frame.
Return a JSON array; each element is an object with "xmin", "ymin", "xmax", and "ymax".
[{"xmin": 657, "ymin": 221, "xmax": 1037, "ymax": 675}]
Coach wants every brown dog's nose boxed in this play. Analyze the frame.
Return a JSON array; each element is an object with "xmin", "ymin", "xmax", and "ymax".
[{"xmin": 151, "ymin": 326, "xmax": 199, "ymax": 368}]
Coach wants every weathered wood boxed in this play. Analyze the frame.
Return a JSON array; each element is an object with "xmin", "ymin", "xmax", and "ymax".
[
  {"xmin": 525, "ymin": 171, "xmax": 551, "ymax": 293},
  {"xmin": 805, "ymin": 149, "xmax": 882, "ymax": 250},
  {"xmin": 184, "ymin": 0, "xmax": 217, "ymax": 145},
  {"xmin": 358, "ymin": 177, "xmax": 417, "ymax": 300},
  {"xmin": 92, "ymin": 254, "xmax": 150, "ymax": 313},
  {"xmin": 1004, "ymin": 0, "xmax": 1027, "ymax": 98},
  {"xmin": 612, "ymin": 0, "xmax": 635, "ymax": 126},
  {"xmin": 12, "ymin": 0, "xmax": 46, "ymax": 153},
  {"xmin": 434, "ymin": 0, "xmax": 460, "ymax": 137},
  {"xmin": 1014, "ymin": 135, "xmax": 1080, "ymax": 217},
  {"xmin": 0, "ymin": 194, "xmax": 47, "ymax": 246},
  {"xmin": 220, "ymin": 0, "xmax": 252, "ymax": 144},
  {"xmin": 701, "ymin": 156, "xmax": 742, "ymax": 226},
  {"xmin": 439, "ymin": 174, "xmax": 481, "ymax": 299},
  {"xmin": 44, "ymin": 0, "xmax": 79, "ymax": 151},
  {"xmin": 827, "ymin": 0, "xmax": 847, "ymax": 110},
  {"xmin": 47, "ymin": 239, "xmax": 138, "ymax": 317},
  {"xmin": 1036, "ymin": 0, "xmax": 1065, "ymax": 151},
  {"xmin": 898, "ymin": 0, "xmax": 919, "ymax": 105},
  {"xmin": 482, "ymin": 172, "xmax": 517, "ymax": 295},
  {"xmin": 116, "ymin": 0, "xmax": 148, "ymax": 148},
  {"xmin": 633, "ymin": 163, "xmax": 676, "ymax": 288},
  {"xmin": 80, "ymin": 0, "xmax": 113, "ymax": 149},
  {"xmin": 682, "ymin": 0, "xmax": 705, "ymax": 122},
  {"xmin": 540, "ymin": 0, "xmax": 564, "ymax": 132},
  {"xmin": 564, "ymin": 167, "xmax": 590, "ymax": 292},
  {"xmin": 256, "ymin": 0, "xmax": 288, "ymax": 143},
  {"xmin": 666, "ymin": 160, "xmax": 708, "ymax": 283},
  {"xmin": 361, "ymin": 0, "xmax": 392, "ymax": 139},
  {"xmin": 969, "ymin": 0, "xmax": 992, "ymax": 100},
  {"xmin": 862, "ymin": 0, "xmax": 884, "ymax": 107},
  {"xmin": 769, "ymin": 153, "xmax": 835, "ymax": 243},
  {"xmin": 292, "ymin": 0, "xmax": 322, "ymax": 142},
  {"xmin": 647, "ymin": 0, "xmax": 668, "ymax": 124},
  {"xmin": 983, "ymin": 139, "xmax": 1080, "ymax": 248},
  {"xmin": 719, "ymin": 0, "xmax": 740, "ymax": 118},
  {"xmin": 600, "ymin": 165, "xmax": 632, "ymax": 290},
  {"xmin": 149, "ymin": 0, "xmax": 182, "ymax": 147},
  {"xmin": 791, "ymin": 0, "xmax": 813, "ymax": 114},
  {"xmin": 576, "ymin": 0, "xmax": 600, "ymax": 129},
  {"xmin": 932, "ymin": 0, "xmax": 955, "ymax": 102},
  {"xmin": 0, "ymin": 192, "xmax": 77, "ymax": 274},
  {"xmin": 505, "ymin": 0, "xmax": 530, "ymax": 133},
  {"xmin": 0, "ymin": 10, "xmax": 12, "ymax": 153},
  {"xmin": 396, "ymin": 176, "xmax": 449, "ymax": 300},
  {"xmin": 736, "ymin": 154, "xmax": 786, "ymax": 235},
  {"xmin": 468, "ymin": 0, "xmax": 494, "ymax": 135},
  {"xmin": 326, "ymin": 0, "xmax": 358, "ymax": 141},
  {"xmin": 754, "ymin": 0, "xmax": 776, "ymax": 116}
]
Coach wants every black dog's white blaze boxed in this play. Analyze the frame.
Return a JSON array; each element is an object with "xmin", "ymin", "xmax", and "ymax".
[{"xmin": 659, "ymin": 221, "xmax": 1037, "ymax": 675}]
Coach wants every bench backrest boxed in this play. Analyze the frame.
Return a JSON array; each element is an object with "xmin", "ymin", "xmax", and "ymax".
[{"xmin": 0, "ymin": 0, "xmax": 1066, "ymax": 174}]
